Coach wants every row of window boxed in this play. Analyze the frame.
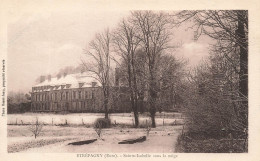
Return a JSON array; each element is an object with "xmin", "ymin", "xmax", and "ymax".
[
  {"xmin": 33, "ymin": 91, "xmax": 94, "ymax": 102},
  {"xmin": 32, "ymin": 101, "xmax": 95, "ymax": 111}
]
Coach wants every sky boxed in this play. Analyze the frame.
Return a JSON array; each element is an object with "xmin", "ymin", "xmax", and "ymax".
[{"xmin": 7, "ymin": 11, "xmax": 213, "ymax": 93}]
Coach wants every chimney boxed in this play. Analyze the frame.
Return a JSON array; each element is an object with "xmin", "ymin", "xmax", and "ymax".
[
  {"xmin": 57, "ymin": 73, "xmax": 62, "ymax": 80},
  {"xmin": 66, "ymin": 84, "xmax": 71, "ymax": 88},
  {"xmin": 115, "ymin": 67, "xmax": 119, "ymax": 86},
  {"xmin": 79, "ymin": 83, "xmax": 84, "ymax": 88},
  {"xmin": 40, "ymin": 75, "xmax": 46, "ymax": 83},
  {"xmin": 47, "ymin": 75, "xmax": 51, "ymax": 81},
  {"xmin": 92, "ymin": 82, "xmax": 97, "ymax": 87}
]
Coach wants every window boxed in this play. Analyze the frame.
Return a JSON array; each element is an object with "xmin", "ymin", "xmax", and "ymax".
[
  {"xmin": 73, "ymin": 91, "xmax": 76, "ymax": 99},
  {"xmin": 85, "ymin": 91, "xmax": 93, "ymax": 99},
  {"xmin": 78, "ymin": 102, "xmax": 81, "ymax": 109},
  {"xmin": 92, "ymin": 91, "xmax": 94, "ymax": 99},
  {"xmin": 55, "ymin": 93, "xmax": 57, "ymax": 101},
  {"xmin": 61, "ymin": 92, "xmax": 63, "ymax": 100},
  {"xmin": 85, "ymin": 101, "xmax": 87, "ymax": 109},
  {"xmin": 79, "ymin": 91, "xmax": 82, "ymax": 99},
  {"xmin": 81, "ymin": 101, "xmax": 84, "ymax": 109},
  {"xmin": 85, "ymin": 91, "xmax": 88, "ymax": 99},
  {"xmin": 66, "ymin": 92, "xmax": 69, "ymax": 100}
]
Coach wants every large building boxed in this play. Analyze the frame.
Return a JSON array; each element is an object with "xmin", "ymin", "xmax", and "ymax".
[{"xmin": 31, "ymin": 72, "xmax": 131, "ymax": 113}]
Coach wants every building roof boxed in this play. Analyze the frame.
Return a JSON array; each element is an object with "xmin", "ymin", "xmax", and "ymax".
[{"xmin": 33, "ymin": 72, "xmax": 101, "ymax": 91}]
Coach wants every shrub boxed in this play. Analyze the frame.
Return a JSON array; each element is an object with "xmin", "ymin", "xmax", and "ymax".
[
  {"xmin": 28, "ymin": 117, "xmax": 43, "ymax": 139},
  {"xmin": 175, "ymin": 135, "xmax": 248, "ymax": 153},
  {"xmin": 93, "ymin": 118, "xmax": 111, "ymax": 139},
  {"xmin": 93, "ymin": 118, "xmax": 111, "ymax": 129}
]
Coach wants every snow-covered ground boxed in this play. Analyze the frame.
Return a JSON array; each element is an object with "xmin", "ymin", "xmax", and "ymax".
[
  {"xmin": 8, "ymin": 113, "xmax": 184, "ymax": 153},
  {"xmin": 8, "ymin": 125, "xmax": 183, "ymax": 153}
]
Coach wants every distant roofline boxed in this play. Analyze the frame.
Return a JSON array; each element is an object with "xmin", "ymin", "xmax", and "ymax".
[{"xmin": 32, "ymin": 72, "xmax": 100, "ymax": 88}]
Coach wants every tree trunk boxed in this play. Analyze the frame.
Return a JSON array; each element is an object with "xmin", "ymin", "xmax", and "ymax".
[
  {"xmin": 131, "ymin": 48, "xmax": 139, "ymax": 127},
  {"xmin": 138, "ymin": 96, "xmax": 144, "ymax": 113},
  {"xmin": 147, "ymin": 63, "xmax": 157, "ymax": 128},
  {"xmin": 127, "ymin": 59, "xmax": 139, "ymax": 127},
  {"xmin": 133, "ymin": 108, "xmax": 139, "ymax": 127},
  {"xmin": 149, "ymin": 80, "xmax": 157, "ymax": 128},
  {"xmin": 104, "ymin": 94, "xmax": 109, "ymax": 119},
  {"xmin": 130, "ymin": 93, "xmax": 139, "ymax": 127},
  {"xmin": 237, "ymin": 10, "xmax": 248, "ymax": 128},
  {"xmin": 150, "ymin": 106, "xmax": 156, "ymax": 128}
]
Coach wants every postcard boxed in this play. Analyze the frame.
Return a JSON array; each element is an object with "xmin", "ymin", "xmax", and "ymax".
[{"xmin": 0, "ymin": 0, "xmax": 259, "ymax": 161}]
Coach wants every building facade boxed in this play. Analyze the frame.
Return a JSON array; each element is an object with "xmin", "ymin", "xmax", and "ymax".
[{"xmin": 31, "ymin": 73, "xmax": 131, "ymax": 113}]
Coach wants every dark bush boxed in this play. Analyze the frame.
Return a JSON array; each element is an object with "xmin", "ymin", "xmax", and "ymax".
[
  {"xmin": 175, "ymin": 135, "xmax": 248, "ymax": 153},
  {"xmin": 8, "ymin": 102, "xmax": 31, "ymax": 114},
  {"xmin": 93, "ymin": 118, "xmax": 111, "ymax": 128}
]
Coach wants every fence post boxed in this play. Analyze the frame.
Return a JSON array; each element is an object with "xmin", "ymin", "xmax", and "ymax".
[
  {"xmin": 182, "ymin": 125, "xmax": 184, "ymax": 136},
  {"xmin": 163, "ymin": 118, "xmax": 164, "ymax": 126}
]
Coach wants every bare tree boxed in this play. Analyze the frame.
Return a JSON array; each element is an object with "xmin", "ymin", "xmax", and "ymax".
[
  {"xmin": 28, "ymin": 117, "xmax": 43, "ymax": 139},
  {"xmin": 112, "ymin": 18, "xmax": 141, "ymax": 127},
  {"xmin": 134, "ymin": 50, "xmax": 148, "ymax": 113},
  {"xmin": 173, "ymin": 10, "xmax": 248, "ymax": 129},
  {"xmin": 131, "ymin": 11, "xmax": 173, "ymax": 127},
  {"xmin": 83, "ymin": 29, "xmax": 112, "ymax": 119},
  {"xmin": 157, "ymin": 55, "xmax": 187, "ymax": 111},
  {"xmin": 94, "ymin": 121, "xmax": 103, "ymax": 139}
]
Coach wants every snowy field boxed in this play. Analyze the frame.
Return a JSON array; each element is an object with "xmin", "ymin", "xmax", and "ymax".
[
  {"xmin": 7, "ymin": 112, "xmax": 184, "ymax": 153},
  {"xmin": 8, "ymin": 125, "xmax": 183, "ymax": 153},
  {"xmin": 8, "ymin": 112, "xmax": 184, "ymax": 126}
]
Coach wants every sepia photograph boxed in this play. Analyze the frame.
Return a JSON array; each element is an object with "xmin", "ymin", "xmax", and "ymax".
[
  {"xmin": 5, "ymin": 9, "xmax": 249, "ymax": 153},
  {"xmin": 1, "ymin": 0, "xmax": 260, "ymax": 160}
]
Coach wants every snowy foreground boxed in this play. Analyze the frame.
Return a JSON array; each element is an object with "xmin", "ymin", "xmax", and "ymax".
[
  {"xmin": 8, "ymin": 113, "xmax": 184, "ymax": 153},
  {"xmin": 8, "ymin": 125, "xmax": 183, "ymax": 153}
]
